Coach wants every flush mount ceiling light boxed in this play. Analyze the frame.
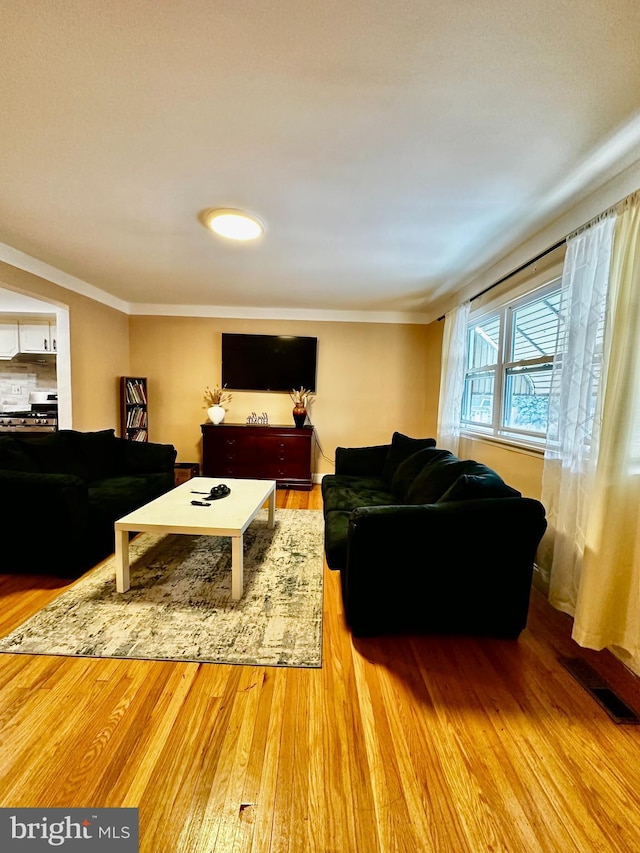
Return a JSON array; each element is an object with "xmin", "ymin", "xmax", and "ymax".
[{"xmin": 200, "ymin": 208, "xmax": 264, "ymax": 241}]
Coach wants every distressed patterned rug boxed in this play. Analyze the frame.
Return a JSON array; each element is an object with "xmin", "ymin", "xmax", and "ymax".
[{"xmin": 0, "ymin": 509, "xmax": 324, "ymax": 668}]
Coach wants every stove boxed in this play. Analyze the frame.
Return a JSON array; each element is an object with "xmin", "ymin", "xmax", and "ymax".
[{"xmin": 0, "ymin": 411, "xmax": 58, "ymax": 433}]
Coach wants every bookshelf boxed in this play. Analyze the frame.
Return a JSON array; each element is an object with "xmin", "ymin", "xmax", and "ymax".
[{"xmin": 120, "ymin": 376, "xmax": 148, "ymax": 441}]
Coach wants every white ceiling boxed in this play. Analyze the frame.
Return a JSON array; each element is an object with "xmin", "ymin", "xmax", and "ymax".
[{"xmin": 1, "ymin": 0, "xmax": 640, "ymax": 321}]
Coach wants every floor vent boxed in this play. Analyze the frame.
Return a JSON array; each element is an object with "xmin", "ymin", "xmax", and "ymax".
[{"xmin": 559, "ymin": 657, "xmax": 640, "ymax": 724}]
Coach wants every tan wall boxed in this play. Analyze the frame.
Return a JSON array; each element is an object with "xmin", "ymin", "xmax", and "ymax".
[
  {"xmin": 0, "ymin": 263, "xmax": 129, "ymax": 430},
  {"xmin": 0, "ymin": 268, "xmax": 543, "ymax": 495},
  {"xmin": 458, "ymin": 435, "xmax": 544, "ymax": 500},
  {"xmin": 0, "ymin": 268, "xmax": 544, "ymax": 494},
  {"xmin": 0, "ymin": 265, "xmax": 446, "ymax": 475},
  {"xmin": 129, "ymin": 315, "xmax": 444, "ymax": 472},
  {"xmin": 424, "ymin": 317, "xmax": 444, "ymax": 430}
]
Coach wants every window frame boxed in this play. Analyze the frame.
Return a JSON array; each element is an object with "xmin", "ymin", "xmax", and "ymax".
[{"xmin": 461, "ymin": 277, "xmax": 562, "ymax": 450}]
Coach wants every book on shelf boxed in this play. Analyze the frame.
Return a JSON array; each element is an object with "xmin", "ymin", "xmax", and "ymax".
[
  {"xmin": 125, "ymin": 379, "xmax": 147, "ymax": 404},
  {"xmin": 126, "ymin": 406, "xmax": 148, "ymax": 428}
]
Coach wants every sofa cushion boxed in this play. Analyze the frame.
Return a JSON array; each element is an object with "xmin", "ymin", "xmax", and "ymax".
[
  {"xmin": 88, "ymin": 471, "xmax": 174, "ymax": 516},
  {"xmin": 139, "ymin": 472, "xmax": 176, "ymax": 503},
  {"xmin": 324, "ymin": 510, "xmax": 352, "ymax": 569},
  {"xmin": 17, "ymin": 429, "xmax": 125, "ymax": 482},
  {"xmin": 322, "ymin": 474, "xmax": 396, "ymax": 514},
  {"xmin": 0, "ymin": 435, "xmax": 39, "ymax": 472},
  {"xmin": 121, "ymin": 437, "xmax": 176, "ymax": 474},
  {"xmin": 391, "ymin": 448, "xmax": 455, "ymax": 500},
  {"xmin": 381, "ymin": 432, "xmax": 437, "ymax": 485},
  {"xmin": 16, "ymin": 432, "xmax": 85, "ymax": 478},
  {"xmin": 404, "ymin": 456, "xmax": 474, "ymax": 504},
  {"xmin": 73, "ymin": 429, "xmax": 124, "ymax": 480},
  {"xmin": 88, "ymin": 475, "xmax": 150, "ymax": 522},
  {"xmin": 323, "ymin": 473, "xmax": 388, "ymax": 494},
  {"xmin": 438, "ymin": 465, "xmax": 521, "ymax": 502}
]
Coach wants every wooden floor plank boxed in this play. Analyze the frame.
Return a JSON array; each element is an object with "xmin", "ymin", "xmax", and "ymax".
[
  {"xmin": 248, "ymin": 668, "xmax": 287, "ymax": 853},
  {"xmin": 305, "ymin": 667, "xmax": 328, "ymax": 853},
  {"xmin": 1, "ymin": 485, "xmax": 640, "ymax": 851},
  {"xmin": 269, "ymin": 668, "xmax": 301, "ymax": 853},
  {"xmin": 232, "ymin": 669, "xmax": 277, "ymax": 853},
  {"xmin": 179, "ymin": 665, "xmax": 267, "ymax": 852}
]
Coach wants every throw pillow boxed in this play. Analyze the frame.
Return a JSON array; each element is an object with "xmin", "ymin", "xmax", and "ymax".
[
  {"xmin": 335, "ymin": 443, "xmax": 391, "ymax": 477},
  {"xmin": 438, "ymin": 465, "xmax": 521, "ymax": 502},
  {"xmin": 391, "ymin": 447, "xmax": 454, "ymax": 500},
  {"xmin": 73, "ymin": 429, "xmax": 121, "ymax": 481},
  {"xmin": 381, "ymin": 432, "xmax": 437, "ymax": 485},
  {"xmin": 404, "ymin": 456, "xmax": 474, "ymax": 504}
]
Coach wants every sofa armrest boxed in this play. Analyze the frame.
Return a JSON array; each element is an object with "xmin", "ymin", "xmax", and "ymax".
[
  {"xmin": 0, "ymin": 471, "xmax": 89, "ymax": 572},
  {"xmin": 335, "ymin": 444, "xmax": 390, "ymax": 476},
  {"xmin": 119, "ymin": 438, "xmax": 177, "ymax": 474},
  {"xmin": 341, "ymin": 498, "xmax": 547, "ymax": 637}
]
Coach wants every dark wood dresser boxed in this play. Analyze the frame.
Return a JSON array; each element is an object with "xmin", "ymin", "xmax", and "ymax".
[{"xmin": 201, "ymin": 423, "xmax": 314, "ymax": 490}]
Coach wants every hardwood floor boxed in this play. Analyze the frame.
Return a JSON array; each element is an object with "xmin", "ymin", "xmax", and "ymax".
[{"xmin": 1, "ymin": 486, "xmax": 640, "ymax": 851}]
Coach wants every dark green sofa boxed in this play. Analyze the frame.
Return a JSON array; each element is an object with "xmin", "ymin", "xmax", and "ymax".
[
  {"xmin": 321, "ymin": 432, "xmax": 547, "ymax": 638},
  {"xmin": 0, "ymin": 428, "xmax": 177, "ymax": 577}
]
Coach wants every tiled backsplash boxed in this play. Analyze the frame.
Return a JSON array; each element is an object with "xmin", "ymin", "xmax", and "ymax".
[{"xmin": 0, "ymin": 362, "xmax": 57, "ymax": 411}]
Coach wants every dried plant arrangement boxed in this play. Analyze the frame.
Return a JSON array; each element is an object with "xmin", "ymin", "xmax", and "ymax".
[
  {"xmin": 289, "ymin": 387, "xmax": 314, "ymax": 407},
  {"xmin": 203, "ymin": 385, "xmax": 233, "ymax": 408}
]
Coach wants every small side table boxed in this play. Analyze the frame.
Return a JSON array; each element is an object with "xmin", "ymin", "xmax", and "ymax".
[{"xmin": 174, "ymin": 462, "xmax": 200, "ymax": 486}]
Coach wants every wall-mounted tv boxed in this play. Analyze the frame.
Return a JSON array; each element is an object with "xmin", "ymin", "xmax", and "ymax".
[{"xmin": 221, "ymin": 333, "xmax": 318, "ymax": 392}]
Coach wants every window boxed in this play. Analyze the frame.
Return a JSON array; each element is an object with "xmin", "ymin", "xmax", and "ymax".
[{"xmin": 461, "ymin": 279, "xmax": 561, "ymax": 446}]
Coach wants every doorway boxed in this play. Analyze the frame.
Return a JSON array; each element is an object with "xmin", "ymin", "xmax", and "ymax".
[{"xmin": 0, "ymin": 285, "xmax": 71, "ymax": 427}]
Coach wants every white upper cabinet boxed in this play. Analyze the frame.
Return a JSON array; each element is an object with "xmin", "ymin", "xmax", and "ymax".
[
  {"xmin": 18, "ymin": 320, "xmax": 57, "ymax": 353},
  {"xmin": 0, "ymin": 322, "xmax": 20, "ymax": 358}
]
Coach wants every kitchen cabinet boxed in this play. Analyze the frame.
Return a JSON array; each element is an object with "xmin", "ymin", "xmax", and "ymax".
[
  {"xmin": 0, "ymin": 322, "xmax": 19, "ymax": 358},
  {"xmin": 18, "ymin": 320, "xmax": 57, "ymax": 353},
  {"xmin": 201, "ymin": 423, "xmax": 314, "ymax": 489}
]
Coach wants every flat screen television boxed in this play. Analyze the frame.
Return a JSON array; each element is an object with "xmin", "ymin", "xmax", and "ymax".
[{"xmin": 221, "ymin": 333, "xmax": 318, "ymax": 392}]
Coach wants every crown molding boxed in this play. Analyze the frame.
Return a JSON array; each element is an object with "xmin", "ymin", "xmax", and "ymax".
[
  {"xmin": 0, "ymin": 243, "xmax": 433, "ymax": 324},
  {"xmin": 127, "ymin": 302, "xmax": 433, "ymax": 324},
  {"xmin": 432, "ymin": 114, "xmax": 640, "ymax": 317},
  {"xmin": 0, "ymin": 242, "xmax": 129, "ymax": 313}
]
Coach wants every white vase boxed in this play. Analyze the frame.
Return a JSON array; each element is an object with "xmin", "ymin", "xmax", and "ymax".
[{"xmin": 208, "ymin": 405, "xmax": 226, "ymax": 425}]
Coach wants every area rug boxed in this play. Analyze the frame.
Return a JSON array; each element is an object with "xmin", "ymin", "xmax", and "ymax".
[{"xmin": 0, "ymin": 509, "xmax": 324, "ymax": 668}]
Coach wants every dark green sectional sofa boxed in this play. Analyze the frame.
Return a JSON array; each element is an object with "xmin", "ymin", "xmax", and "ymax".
[
  {"xmin": 0, "ymin": 428, "xmax": 176, "ymax": 577},
  {"xmin": 322, "ymin": 432, "xmax": 547, "ymax": 638}
]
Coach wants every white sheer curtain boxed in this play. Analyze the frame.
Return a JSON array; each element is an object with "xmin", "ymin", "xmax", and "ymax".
[
  {"xmin": 540, "ymin": 190, "xmax": 640, "ymax": 674},
  {"xmin": 539, "ymin": 212, "xmax": 615, "ymax": 612},
  {"xmin": 573, "ymin": 192, "xmax": 640, "ymax": 672},
  {"xmin": 437, "ymin": 300, "xmax": 470, "ymax": 455}
]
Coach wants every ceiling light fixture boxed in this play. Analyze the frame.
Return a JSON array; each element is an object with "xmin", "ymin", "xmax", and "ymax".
[{"xmin": 201, "ymin": 208, "xmax": 264, "ymax": 241}]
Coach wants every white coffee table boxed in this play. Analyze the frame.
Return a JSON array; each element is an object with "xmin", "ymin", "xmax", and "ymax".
[{"xmin": 114, "ymin": 477, "xmax": 276, "ymax": 600}]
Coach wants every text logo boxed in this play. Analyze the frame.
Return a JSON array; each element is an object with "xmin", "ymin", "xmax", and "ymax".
[{"xmin": 0, "ymin": 808, "xmax": 138, "ymax": 851}]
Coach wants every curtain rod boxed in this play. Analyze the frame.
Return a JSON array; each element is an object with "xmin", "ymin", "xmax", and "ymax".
[{"xmin": 437, "ymin": 237, "xmax": 566, "ymax": 321}]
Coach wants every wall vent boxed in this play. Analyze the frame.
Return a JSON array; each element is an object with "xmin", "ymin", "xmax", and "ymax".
[{"xmin": 559, "ymin": 657, "xmax": 640, "ymax": 724}]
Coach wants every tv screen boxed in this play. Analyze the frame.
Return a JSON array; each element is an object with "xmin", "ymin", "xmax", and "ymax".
[{"xmin": 221, "ymin": 333, "xmax": 318, "ymax": 392}]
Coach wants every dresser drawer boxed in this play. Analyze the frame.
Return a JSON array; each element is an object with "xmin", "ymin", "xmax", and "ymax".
[{"xmin": 201, "ymin": 423, "xmax": 313, "ymax": 489}]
